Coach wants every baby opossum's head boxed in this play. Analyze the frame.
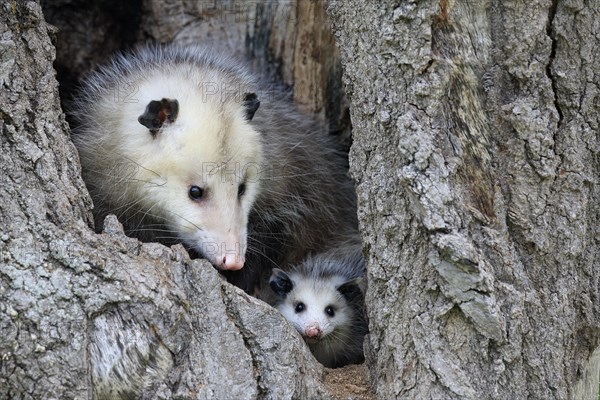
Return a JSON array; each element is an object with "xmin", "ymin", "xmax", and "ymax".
[
  {"xmin": 269, "ymin": 268, "xmax": 363, "ymax": 343},
  {"xmin": 118, "ymin": 73, "xmax": 263, "ymax": 270}
]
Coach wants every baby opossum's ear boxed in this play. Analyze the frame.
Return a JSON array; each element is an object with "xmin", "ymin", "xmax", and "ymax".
[
  {"xmin": 138, "ymin": 98, "xmax": 179, "ymax": 136},
  {"xmin": 337, "ymin": 278, "xmax": 365, "ymax": 301},
  {"xmin": 269, "ymin": 268, "xmax": 293, "ymax": 297},
  {"xmin": 243, "ymin": 93, "xmax": 260, "ymax": 121}
]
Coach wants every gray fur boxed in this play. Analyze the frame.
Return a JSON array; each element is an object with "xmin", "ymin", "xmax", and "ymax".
[
  {"xmin": 270, "ymin": 242, "xmax": 368, "ymax": 368},
  {"xmin": 70, "ymin": 44, "xmax": 357, "ymax": 291}
]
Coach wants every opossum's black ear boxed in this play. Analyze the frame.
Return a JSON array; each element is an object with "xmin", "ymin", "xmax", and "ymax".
[
  {"xmin": 337, "ymin": 278, "xmax": 364, "ymax": 301},
  {"xmin": 243, "ymin": 93, "xmax": 260, "ymax": 121},
  {"xmin": 138, "ymin": 98, "xmax": 179, "ymax": 136},
  {"xmin": 270, "ymin": 268, "xmax": 293, "ymax": 297}
]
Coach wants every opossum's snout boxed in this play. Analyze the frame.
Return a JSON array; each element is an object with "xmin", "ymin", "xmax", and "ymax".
[
  {"xmin": 215, "ymin": 250, "xmax": 245, "ymax": 270},
  {"xmin": 178, "ymin": 178, "xmax": 254, "ymax": 271},
  {"xmin": 304, "ymin": 325, "xmax": 323, "ymax": 340},
  {"xmin": 192, "ymin": 233, "xmax": 247, "ymax": 271}
]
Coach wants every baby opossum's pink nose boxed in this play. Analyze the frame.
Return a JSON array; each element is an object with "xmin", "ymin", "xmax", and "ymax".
[
  {"xmin": 305, "ymin": 326, "xmax": 322, "ymax": 339},
  {"xmin": 220, "ymin": 254, "xmax": 245, "ymax": 270}
]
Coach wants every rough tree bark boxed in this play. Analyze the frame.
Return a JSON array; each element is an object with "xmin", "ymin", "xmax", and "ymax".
[
  {"xmin": 328, "ymin": 0, "xmax": 599, "ymax": 398},
  {"xmin": 5, "ymin": 0, "xmax": 598, "ymax": 399},
  {"xmin": 0, "ymin": 2, "xmax": 330, "ymax": 399}
]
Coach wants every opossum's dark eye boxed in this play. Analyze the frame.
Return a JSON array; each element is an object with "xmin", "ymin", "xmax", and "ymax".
[
  {"xmin": 325, "ymin": 306, "xmax": 335, "ymax": 317},
  {"xmin": 294, "ymin": 302, "xmax": 305, "ymax": 313},
  {"xmin": 189, "ymin": 186, "xmax": 204, "ymax": 200},
  {"xmin": 238, "ymin": 183, "xmax": 246, "ymax": 197}
]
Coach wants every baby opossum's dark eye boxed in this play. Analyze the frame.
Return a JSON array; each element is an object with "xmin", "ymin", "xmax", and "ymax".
[
  {"xmin": 325, "ymin": 306, "xmax": 335, "ymax": 317},
  {"xmin": 238, "ymin": 183, "xmax": 246, "ymax": 197},
  {"xmin": 189, "ymin": 186, "xmax": 204, "ymax": 200},
  {"xmin": 294, "ymin": 302, "xmax": 305, "ymax": 313}
]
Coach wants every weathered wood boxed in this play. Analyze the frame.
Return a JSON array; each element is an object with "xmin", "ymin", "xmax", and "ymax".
[
  {"xmin": 9, "ymin": 0, "xmax": 598, "ymax": 398},
  {"xmin": 328, "ymin": 0, "xmax": 600, "ymax": 398},
  {"xmin": 0, "ymin": 2, "xmax": 329, "ymax": 398}
]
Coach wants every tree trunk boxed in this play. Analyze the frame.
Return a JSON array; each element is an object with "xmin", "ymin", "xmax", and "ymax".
[
  {"xmin": 328, "ymin": 0, "xmax": 600, "ymax": 398},
  {"xmin": 1, "ymin": 2, "xmax": 329, "ymax": 399},
  {"xmin": 6, "ymin": 0, "xmax": 598, "ymax": 399}
]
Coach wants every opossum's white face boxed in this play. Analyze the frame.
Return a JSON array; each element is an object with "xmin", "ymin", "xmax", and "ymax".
[
  {"xmin": 118, "ymin": 75, "xmax": 263, "ymax": 270},
  {"xmin": 272, "ymin": 271, "xmax": 355, "ymax": 342}
]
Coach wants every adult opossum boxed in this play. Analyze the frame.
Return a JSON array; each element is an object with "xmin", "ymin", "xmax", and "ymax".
[
  {"xmin": 71, "ymin": 45, "xmax": 357, "ymax": 291},
  {"xmin": 269, "ymin": 243, "xmax": 367, "ymax": 368}
]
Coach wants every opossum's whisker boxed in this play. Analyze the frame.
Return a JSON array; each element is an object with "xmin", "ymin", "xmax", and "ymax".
[
  {"xmin": 244, "ymin": 244, "xmax": 283, "ymax": 269},
  {"xmin": 247, "ymin": 231, "xmax": 289, "ymax": 238},
  {"xmin": 114, "ymin": 201, "xmax": 161, "ymax": 230},
  {"xmin": 169, "ymin": 213, "xmax": 202, "ymax": 232},
  {"xmin": 118, "ymin": 154, "xmax": 163, "ymax": 179},
  {"xmin": 130, "ymin": 227, "xmax": 176, "ymax": 234},
  {"xmin": 131, "ymin": 224, "xmax": 173, "ymax": 230},
  {"xmin": 154, "ymin": 236, "xmax": 181, "ymax": 241},
  {"xmin": 247, "ymin": 234, "xmax": 290, "ymax": 251},
  {"xmin": 137, "ymin": 201, "xmax": 166, "ymax": 230},
  {"xmin": 111, "ymin": 195, "xmax": 148, "ymax": 216}
]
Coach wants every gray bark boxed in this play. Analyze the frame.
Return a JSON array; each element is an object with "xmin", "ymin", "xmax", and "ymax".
[
  {"xmin": 1, "ymin": 2, "xmax": 330, "ymax": 399},
  {"xmin": 6, "ymin": 0, "xmax": 598, "ymax": 399},
  {"xmin": 328, "ymin": 0, "xmax": 600, "ymax": 398}
]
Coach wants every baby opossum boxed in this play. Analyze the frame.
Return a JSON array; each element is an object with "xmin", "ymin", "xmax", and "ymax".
[
  {"xmin": 71, "ymin": 45, "xmax": 357, "ymax": 291},
  {"xmin": 269, "ymin": 244, "xmax": 367, "ymax": 368}
]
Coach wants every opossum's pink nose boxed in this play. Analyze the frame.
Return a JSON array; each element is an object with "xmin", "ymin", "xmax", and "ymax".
[
  {"xmin": 220, "ymin": 254, "xmax": 245, "ymax": 270},
  {"xmin": 305, "ymin": 326, "xmax": 322, "ymax": 339}
]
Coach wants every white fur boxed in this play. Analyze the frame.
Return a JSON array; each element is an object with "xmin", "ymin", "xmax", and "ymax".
[
  {"xmin": 279, "ymin": 274, "xmax": 351, "ymax": 339},
  {"xmin": 272, "ymin": 243, "xmax": 367, "ymax": 368},
  {"xmin": 72, "ymin": 44, "xmax": 358, "ymax": 284},
  {"xmin": 73, "ymin": 47, "xmax": 263, "ymax": 269}
]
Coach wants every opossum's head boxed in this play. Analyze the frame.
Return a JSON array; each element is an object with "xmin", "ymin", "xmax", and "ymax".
[
  {"xmin": 269, "ymin": 269, "xmax": 363, "ymax": 342},
  {"xmin": 121, "ymin": 75, "xmax": 263, "ymax": 271}
]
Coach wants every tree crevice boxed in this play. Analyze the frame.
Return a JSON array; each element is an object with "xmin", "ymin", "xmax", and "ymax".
[{"xmin": 545, "ymin": 0, "xmax": 564, "ymax": 130}]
